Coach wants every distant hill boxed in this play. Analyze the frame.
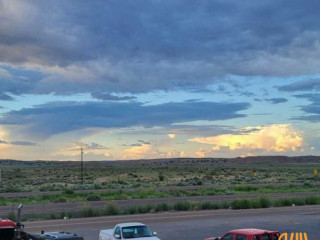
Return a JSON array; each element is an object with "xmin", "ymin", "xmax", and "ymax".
[{"xmin": 0, "ymin": 155, "xmax": 319, "ymax": 167}]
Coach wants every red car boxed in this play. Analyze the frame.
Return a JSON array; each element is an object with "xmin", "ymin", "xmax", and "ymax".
[{"xmin": 204, "ymin": 228, "xmax": 281, "ymax": 240}]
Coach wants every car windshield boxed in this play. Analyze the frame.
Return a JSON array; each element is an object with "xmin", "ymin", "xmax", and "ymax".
[{"xmin": 122, "ymin": 226, "xmax": 153, "ymax": 239}]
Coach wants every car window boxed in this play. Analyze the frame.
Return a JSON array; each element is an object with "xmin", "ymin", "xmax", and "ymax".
[
  {"xmin": 253, "ymin": 236, "xmax": 260, "ymax": 240},
  {"xmin": 261, "ymin": 234, "xmax": 271, "ymax": 240},
  {"xmin": 221, "ymin": 233, "xmax": 234, "ymax": 240},
  {"xmin": 236, "ymin": 234, "xmax": 247, "ymax": 240},
  {"xmin": 121, "ymin": 226, "xmax": 153, "ymax": 239},
  {"xmin": 115, "ymin": 226, "xmax": 121, "ymax": 236}
]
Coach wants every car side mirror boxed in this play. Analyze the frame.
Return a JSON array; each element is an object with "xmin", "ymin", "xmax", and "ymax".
[
  {"xmin": 153, "ymin": 232, "xmax": 157, "ymax": 236},
  {"xmin": 114, "ymin": 234, "xmax": 121, "ymax": 239}
]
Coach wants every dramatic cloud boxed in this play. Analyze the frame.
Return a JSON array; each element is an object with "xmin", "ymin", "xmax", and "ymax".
[
  {"xmin": 279, "ymin": 79, "xmax": 320, "ymax": 92},
  {"xmin": 0, "ymin": 93, "xmax": 14, "ymax": 101},
  {"xmin": 0, "ymin": 101, "xmax": 249, "ymax": 138},
  {"xmin": 265, "ymin": 98, "xmax": 288, "ymax": 104},
  {"xmin": 189, "ymin": 124, "xmax": 304, "ymax": 153},
  {"xmin": 294, "ymin": 94, "xmax": 320, "ymax": 121},
  {"xmin": 1, "ymin": 0, "xmax": 320, "ymax": 96},
  {"xmin": 123, "ymin": 144, "xmax": 153, "ymax": 159},
  {"xmin": 195, "ymin": 148, "xmax": 212, "ymax": 158}
]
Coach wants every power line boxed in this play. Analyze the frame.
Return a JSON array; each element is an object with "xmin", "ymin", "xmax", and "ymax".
[{"xmin": 81, "ymin": 148, "xmax": 84, "ymax": 185}]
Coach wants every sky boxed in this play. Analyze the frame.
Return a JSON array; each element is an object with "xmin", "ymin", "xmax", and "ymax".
[{"xmin": 0, "ymin": 0, "xmax": 320, "ymax": 160}]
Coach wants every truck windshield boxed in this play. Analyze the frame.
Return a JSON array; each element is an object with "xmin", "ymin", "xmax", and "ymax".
[
  {"xmin": 0, "ymin": 229, "xmax": 15, "ymax": 240},
  {"xmin": 122, "ymin": 226, "xmax": 153, "ymax": 239}
]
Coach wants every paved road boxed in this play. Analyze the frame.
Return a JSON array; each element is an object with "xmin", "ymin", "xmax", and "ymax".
[
  {"xmin": 0, "ymin": 192, "xmax": 318, "ymax": 216},
  {"xmin": 24, "ymin": 205, "xmax": 320, "ymax": 240}
]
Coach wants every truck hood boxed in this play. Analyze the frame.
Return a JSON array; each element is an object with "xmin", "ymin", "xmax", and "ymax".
[{"xmin": 124, "ymin": 237, "xmax": 160, "ymax": 240}]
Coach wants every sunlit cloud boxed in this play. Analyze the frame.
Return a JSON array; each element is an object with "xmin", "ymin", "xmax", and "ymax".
[
  {"xmin": 58, "ymin": 142, "xmax": 109, "ymax": 158},
  {"xmin": 0, "ymin": 126, "xmax": 8, "ymax": 152},
  {"xmin": 189, "ymin": 124, "xmax": 304, "ymax": 153},
  {"xmin": 195, "ymin": 148, "xmax": 212, "ymax": 158},
  {"xmin": 167, "ymin": 150, "xmax": 185, "ymax": 158},
  {"xmin": 104, "ymin": 151, "xmax": 114, "ymax": 159},
  {"xmin": 123, "ymin": 144, "xmax": 152, "ymax": 159},
  {"xmin": 168, "ymin": 133, "xmax": 176, "ymax": 139}
]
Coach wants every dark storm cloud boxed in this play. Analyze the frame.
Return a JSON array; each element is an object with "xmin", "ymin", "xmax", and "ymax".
[
  {"xmin": 293, "ymin": 94, "xmax": 320, "ymax": 121},
  {"xmin": 123, "ymin": 140, "xmax": 151, "ymax": 147},
  {"xmin": 278, "ymin": 79, "xmax": 320, "ymax": 92},
  {"xmin": 10, "ymin": 141, "xmax": 37, "ymax": 146},
  {"xmin": 0, "ymin": 93, "xmax": 14, "ymax": 101},
  {"xmin": 91, "ymin": 93, "xmax": 136, "ymax": 101},
  {"xmin": 138, "ymin": 140, "xmax": 151, "ymax": 145},
  {"xmin": 75, "ymin": 142, "xmax": 109, "ymax": 150},
  {"xmin": 122, "ymin": 143, "xmax": 143, "ymax": 147},
  {"xmin": 0, "ymin": 139, "xmax": 37, "ymax": 146},
  {"xmin": 1, "ymin": 0, "xmax": 320, "ymax": 95},
  {"xmin": 0, "ymin": 101, "xmax": 249, "ymax": 138},
  {"xmin": 265, "ymin": 98, "xmax": 288, "ymax": 104}
]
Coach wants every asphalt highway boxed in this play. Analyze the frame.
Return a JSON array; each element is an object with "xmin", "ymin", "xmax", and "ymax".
[{"xmin": 23, "ymin": 205, "xmax": 320, "ymax": 240}]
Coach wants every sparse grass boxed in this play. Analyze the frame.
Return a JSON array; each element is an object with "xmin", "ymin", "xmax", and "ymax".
[
  {"xmin": 16, "ymin": 195, "xmax": 320, "ymax": 221},
  {"xmin": 0, "ymin": 184, "xmax": 319, "ymax": 206},
  {"xmin": 0, "ymin": 157, "xmax": 319, "ymax": 193},
  {"xmin": 105, "ymin": 203, "xmax": 121, "ymax": 215}
]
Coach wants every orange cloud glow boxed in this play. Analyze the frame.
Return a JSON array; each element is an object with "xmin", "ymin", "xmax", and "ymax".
[
  {"xmin": 123, "ymin": 144, "xmax": 152, "ymax": 159},
  {"xmin": 168, "ymin": 133, "xmax": 176, "ymax": 139},
  {"xmin": 189, "ymin": 124, "xmax": 304, "ymax": 153}
]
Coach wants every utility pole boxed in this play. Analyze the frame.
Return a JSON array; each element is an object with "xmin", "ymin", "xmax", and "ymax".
[{"xmin": 81, "ymin": 148, "xmax": 84, "ymax": 185}]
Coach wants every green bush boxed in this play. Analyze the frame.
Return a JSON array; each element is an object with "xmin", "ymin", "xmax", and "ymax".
[
  {"xmin": 199, "ymin": 202, "xmax": 220, "ymax": 210},
  {"xmin": 54, "ymin": 197, "xmax": 67, "ymax": 203},
  {"xmin": 292, "ymin": 198, "xmax": 305, "ymax": 206},
  {"xmin": 86, "ymin": 194, "xmax": 102, "ymax": 201},
  {"xmin": 105, "ymin": 203, "xmax": 120, "ymax": 215},
  {"xmin": 231, "ymin": 199, "xmax": 252, "ymax": 209},
  {"xmin": 127, "ymin": 206, "xmax": 139, "ymax": 214},
  {"xmin": 259, "ymin": 197, "xmax": 271, "ymax": 208},
  {"xmin": 77, "ymin": 207, "xmax": 100, "ymax": 218},
  {"xmin": 174, "ymin": 201, "xmax": 192, "ymax": 211},
  {"xmin": 63, "ymin": 188, "xmax": 74, "ymax": 195},
  {"xmin": 138, "ymin": 205, "xmax": 153, "ymax": 213},
  {"xmin": 273, "ymin": 198, "xmax": 293, "ymax": 207},
  {"xmin": 234, "ymin": 185, "xmax": 258, "ymax": 192},
  {"xmin": 155, "ymin": 203, "xmax": 171, "ymax": 212},
  {"xmin": 305, "ymin": 196, "xmax": 320, "ymax": 205}
]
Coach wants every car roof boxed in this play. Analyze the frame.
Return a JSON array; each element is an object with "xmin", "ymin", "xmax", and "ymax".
[
  {"xmin": 228, "ymin": 228, "xmax": 279, "ymax": 235},
  {"xmin": 117, "ymin": 222, "xmax": 146, "ymax": 228}
]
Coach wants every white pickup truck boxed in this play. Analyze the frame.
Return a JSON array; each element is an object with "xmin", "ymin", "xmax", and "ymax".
[{"xmin": 99, "ymin": 222, "xmax": 161, "ymax": 240}]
